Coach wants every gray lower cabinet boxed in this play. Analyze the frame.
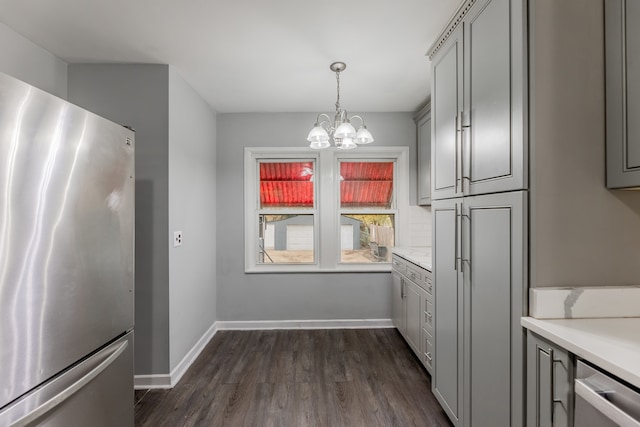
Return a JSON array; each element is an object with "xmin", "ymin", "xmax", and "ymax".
[
  {"xmin": 391, "ymin": 269, "xmax": 405, "ymax": 333},
  {"xmin": 404, "ymin": 278, "xmax": 423, "ymax": 356},
  {"xmin": 432, "ymin": 198, "xmax": 464, "ymax": 423},
  {"xmin": 526, "ymin": 331, "xmax": 573, "ymax": 427},
  {"xmin": 391, "ymin": 255, "xmax": 434, "ymax": 375},
  {"xmin": 432, "ymin": 191, "xmax": 526, "ymax": 427},
  {"xmin": 606, "ymin": 0, "xmax": 640, "ymax": 188}
]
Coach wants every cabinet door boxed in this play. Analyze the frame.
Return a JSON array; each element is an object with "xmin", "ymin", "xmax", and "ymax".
[
  {"xmin": 404, "ymin": 279, "xmax": 422, "ymax": 356},
  {"xmin": 432, "ymin": 198, "xmax": 464, "ymax": 425},
  {"xmin": 462, "ymin": 191, "xmax": 526, "ymax": 427},
  {"xmin": 417, "ymin": 113, "xmax": 432, "ymax": 205},
  {"xmin": 391, "ymin": 270, "xmax": 405, "ymax": 333},
  {"xmin": 463, "ymin": 0, "xmax": 525, "ymax": 195},
  {"xmin": 432, "ymin": 24, "xmax": 464, "ymax": 201},
  {"xmin": 526, "ymin": 331, "xmax": 573, "ymax": 427},
  {"xmin": 606, "ymin": 0, "xmax": 640, "ymax": 188}
]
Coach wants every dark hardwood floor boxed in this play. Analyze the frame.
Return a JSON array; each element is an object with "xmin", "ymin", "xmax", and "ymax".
[{"xmin": 134, "ymin": 328, "xmax": 452, "ymax": 427}]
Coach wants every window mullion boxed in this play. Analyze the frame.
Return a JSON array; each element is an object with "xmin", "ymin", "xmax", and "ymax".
[{"xmin": 317, "ymin": 150, "xmax": 337, "ymax": 269}]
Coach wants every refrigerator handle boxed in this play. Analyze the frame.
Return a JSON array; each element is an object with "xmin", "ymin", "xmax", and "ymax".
[{"xmin": 10, "ymin": 340, "xmax": 129, "ymax": 427}]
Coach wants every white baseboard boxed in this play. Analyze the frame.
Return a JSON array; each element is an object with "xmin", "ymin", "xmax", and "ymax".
[
  {"xmin": 134, "ymin": 321, "xmax": 218, "ymax": 390},
  {"xmin": 134, "ymin": 374, "xmax": 172, "ymax": 390},
  {"xmin": 216, "ymin": 318, "xmax": 393, "ymax": 330},
  {"xmin": 134, "ymin": 319, "xmax": 392, "ymax": 389}
]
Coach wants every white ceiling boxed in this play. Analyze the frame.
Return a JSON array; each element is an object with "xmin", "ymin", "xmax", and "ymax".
[{"xmin": 0, "ymin": 0, "xmax": 461, "ymax": 113}]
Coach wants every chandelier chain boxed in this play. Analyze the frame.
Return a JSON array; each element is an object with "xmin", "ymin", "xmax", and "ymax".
[{"xmin": 335, "ymin": 70, "xmax": 341, "ymax": 113}]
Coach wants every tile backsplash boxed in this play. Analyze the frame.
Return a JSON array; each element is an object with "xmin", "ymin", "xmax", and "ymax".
[{"xmin": 405, "ymin": 205, "xmax": 432, "ymax": 247}]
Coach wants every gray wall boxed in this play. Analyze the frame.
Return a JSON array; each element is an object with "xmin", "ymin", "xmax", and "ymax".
[
  {"xmin": 0, "ymin": 22, "xmax": 67, "ymax": 99},
  {"xmin": 216, "ymin": 112, "xmax": 415, "ymax": 321},
  {"xmin": 68, "ymin": 64, "xmax": 171, "ymax": 375},
  {"xmin": 168, "ymin": 67, "xmax": 217, "ymax": 370},
  {"xmin": 530, "ymin": 0, "xmax": 640, "ymax": 287}
]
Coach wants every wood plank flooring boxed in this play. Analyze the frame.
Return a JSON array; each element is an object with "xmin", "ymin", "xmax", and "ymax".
[{"xmin": 135, "ymin": 329, "xmax": 452, "ymax": 427}]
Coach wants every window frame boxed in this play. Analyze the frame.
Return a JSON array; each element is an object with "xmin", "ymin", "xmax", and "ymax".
[{"xmin": 244, "ymin": 146, "xmax": 409, "ymax": 273}]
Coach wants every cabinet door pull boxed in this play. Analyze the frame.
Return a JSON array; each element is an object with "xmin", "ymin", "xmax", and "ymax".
[
  {"xmin": 456, "ymin": 203, "xmax": 462, "ymax": 271},
  {"xmin": 549, "ymin": 349, "xmax": 564, "ymax": 423},
  {"xmin": 455, "ymin": 112, "xmax": 462, "ymax": 193},
  {"xmin": 454, "ymin": 203, "xmax": 459, "ymax": 271}
]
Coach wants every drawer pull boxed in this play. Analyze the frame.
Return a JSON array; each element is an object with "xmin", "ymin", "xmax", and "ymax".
[{"xmin": 425, "ymin": 352, "xmax": 433, "ymax": 361}]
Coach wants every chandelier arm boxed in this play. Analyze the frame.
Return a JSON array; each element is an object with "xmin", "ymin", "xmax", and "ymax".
[
  {"xmin": 349, "ymin": 115, "xmax": 365, "ymax": 127},
  {"xmin": 315, "ymin": 113, "xmax": 332, "ymax": 126}
]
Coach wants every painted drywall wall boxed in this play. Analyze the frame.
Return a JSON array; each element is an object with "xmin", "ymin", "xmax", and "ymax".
[
  {"xmin": 0, "ymin": 22, "xmax": 67, "ymax": 98},
  {"xmin": 168, "ymin": 67, "xmax": 217, "ymax": 371},
  {"xmin": 216, "ymin": 112, "xmax": 417, "ymax": 321},
  {"xmin": 68, "ymin": 64, "xmax": 171, "ymax": 375},
  {"xmin": 530, "ymin": 0, "xmax": 640, "ymax": 287}
]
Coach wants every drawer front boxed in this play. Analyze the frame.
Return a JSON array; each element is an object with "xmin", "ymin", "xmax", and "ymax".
[
  {"xmin": 391, "ymin": 255, "xmax": 406, "ymax": 274},
  {"xmin": 406, "ymin": 264, "xmax": 423, "ymax": 283},
  {"xmin": 424, "ymin": 298, "xmax": 434, "ymax": 332},
  {"xmin": 425, "ymin": 276, "xmax": 433, "ymax": 295},
  {"xmin": 424, "ymin": 328, "xmax": 434, "ymax": 372}
]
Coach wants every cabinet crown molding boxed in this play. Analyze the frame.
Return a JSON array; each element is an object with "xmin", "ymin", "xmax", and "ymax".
[{"xmin": 426, "ymin": 0, "xmax": 477, "ymax": 59}]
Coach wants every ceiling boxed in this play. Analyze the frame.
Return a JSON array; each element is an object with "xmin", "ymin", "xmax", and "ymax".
[{"xmin": 0, "ymin": 0, "xmax": 461, "ymax": 113}]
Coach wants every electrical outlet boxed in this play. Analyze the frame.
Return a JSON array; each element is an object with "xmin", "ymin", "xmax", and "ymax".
[{"xmin": 173, "ymin": 231, "xmax": 183, "ymax": 247}]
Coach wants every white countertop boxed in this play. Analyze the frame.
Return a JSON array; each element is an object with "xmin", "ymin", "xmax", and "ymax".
[
  {"xmin": 521, "ymin": 317, "xmax": 640, "ymax": 389},
  {"xmin": 391, "ymin": 246, "xmax": 432, "ymax": 271}
]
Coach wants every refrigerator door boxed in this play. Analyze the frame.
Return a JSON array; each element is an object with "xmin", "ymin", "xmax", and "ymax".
[
  {"xmin": 0, "ymin": 73, "xmax": 135, "ymax": 408},
  {"xmin": 0, "ymin": 332, "xmax": 134, "ymax": 427}
]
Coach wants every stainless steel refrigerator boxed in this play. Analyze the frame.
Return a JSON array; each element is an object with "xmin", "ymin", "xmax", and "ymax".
[{"xmin": 0, "ymin": 72, "xmax": 135, "ymax": 426}]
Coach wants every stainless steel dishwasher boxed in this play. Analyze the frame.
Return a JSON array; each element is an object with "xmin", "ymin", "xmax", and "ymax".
[{"xmin": 574, "ymin": 360, "xmax": 640, "ymax": 427}]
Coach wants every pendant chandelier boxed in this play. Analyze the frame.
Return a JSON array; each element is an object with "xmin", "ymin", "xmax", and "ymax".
[{"xmin": 307, "ymin": 62, "xmax": 374, "ymax": 150}]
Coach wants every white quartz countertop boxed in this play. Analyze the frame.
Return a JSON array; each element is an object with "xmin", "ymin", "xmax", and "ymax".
[
  {"xmin": 392, "ymin": 246, "xmax": 432, "ymax": 271},
  {"xmin": 521, "ymin": 317, "xmax": 640, "ymax": 388}
]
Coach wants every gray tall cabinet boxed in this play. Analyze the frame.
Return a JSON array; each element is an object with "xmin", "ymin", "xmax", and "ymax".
[{"xmin": 429, "ymin": 0, "xmax": 527, "ymax": 425}]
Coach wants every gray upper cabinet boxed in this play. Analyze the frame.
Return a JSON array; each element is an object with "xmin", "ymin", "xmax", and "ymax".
[
  {"xmin": 415, "ymin": 105, "xmax": 432, "ymax": 205},
  {"xmin": 430, "ymin": 0, "xmax": 526, "ymax": 200},
  {"xmin": 431, "ymin": 25, "xmax": 464, "ymax": 201},
  {"xmin": 606, "ymin": 0, "xmax": 640, "ymax": 188}
]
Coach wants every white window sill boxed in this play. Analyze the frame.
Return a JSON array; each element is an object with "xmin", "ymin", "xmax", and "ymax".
[{"xmin": 244, "ymin": 263, "xmax": 392, "ymax": 274}]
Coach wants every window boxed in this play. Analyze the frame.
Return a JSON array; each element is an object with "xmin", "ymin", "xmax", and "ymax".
[
  {"xmin": 245, "ymin": 147, "xmax": 409, "ymax": 272},
  {"xmin": 339, "ymin": 161, "xmax": 395, "ymax": 263},
  {"xmin": 258, "ymin": 160, "xmax": 316, "ymax": 264}
]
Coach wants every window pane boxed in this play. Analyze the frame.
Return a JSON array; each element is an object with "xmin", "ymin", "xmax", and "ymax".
[
  {"xmin": 258, "ymin": 214, "xmax": 315, "ymax": 264},
  {"xmin": 340, "ymin": 162, "xmax": 394, "ymax": 208},
  {"xmin": 340, "ymin": 214, "xmax": 394, "ymax": 263},
  {"xmin": 260, "ymin": 161, "xmax": 314, "ymax": 208}
]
